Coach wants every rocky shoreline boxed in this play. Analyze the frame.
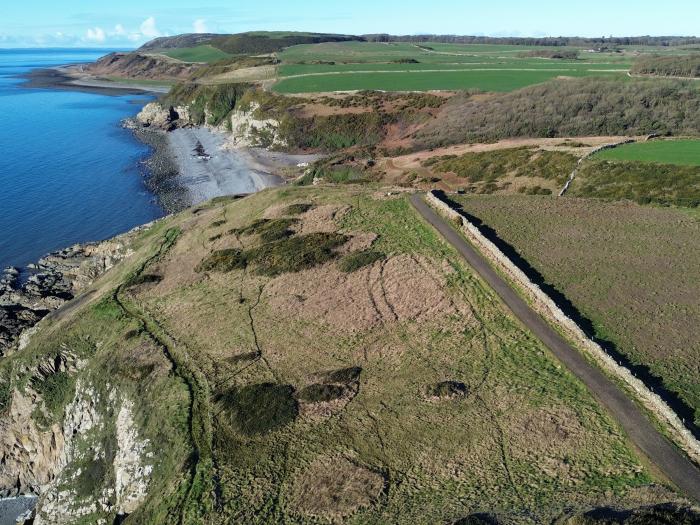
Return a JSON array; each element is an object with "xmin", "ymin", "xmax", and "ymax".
[{"xmin": 0, "ymin": 225, "xmax": 150, "ymax": 357}]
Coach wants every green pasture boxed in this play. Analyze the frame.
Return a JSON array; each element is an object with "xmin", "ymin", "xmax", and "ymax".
[
  {"xmin": 595, "ymin": 139, "xmax": 700, "ymax": 166},
  {"xmin": 273, "ymin": 68, "xmax": 627, "ymax": 93}
]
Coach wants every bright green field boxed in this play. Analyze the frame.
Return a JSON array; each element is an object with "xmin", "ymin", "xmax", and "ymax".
[
  {"xmin": 273, "ymin": 68, "xmax": 626, "ymax": 93},
  {"xmin": 274, "ymin": 40, "xmax": 631, "ymax": 93},
  {"xmin": 595, "ymin": 139, "xmax": 700, "ymax": 166},
  {"xmin": 162, "ymin": 45, "xmax": 231, "ymax": 63}
]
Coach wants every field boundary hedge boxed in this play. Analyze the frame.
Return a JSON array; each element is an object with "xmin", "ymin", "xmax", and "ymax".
[{"xmin": 426, "ymin": 190, "xmax": 700, "ymax": 466}]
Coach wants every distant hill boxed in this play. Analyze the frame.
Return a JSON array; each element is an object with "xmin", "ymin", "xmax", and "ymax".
[
  {"xmin": 139, "ymin": 33, "xmax": 223, "ymax": 51},
  {"xmin": 139, "ymin": 31, "xmax": 364, "ymax": 55},
  {"xmin": 210, "ymin": 32, "xmax": 363, "ymax": 55}
]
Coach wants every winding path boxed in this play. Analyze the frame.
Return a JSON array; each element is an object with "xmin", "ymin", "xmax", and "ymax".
[{"xmin": 409, "ymin": 193, "xmax": 700, "ymax": 503}]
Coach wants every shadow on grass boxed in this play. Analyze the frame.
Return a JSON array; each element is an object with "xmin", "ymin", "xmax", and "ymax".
[{"xmin": 434, "ymin": 190, "xmax": 700, "ymax": 440}]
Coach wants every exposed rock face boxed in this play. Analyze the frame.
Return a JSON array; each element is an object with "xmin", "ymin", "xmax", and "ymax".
[
  {"xmin": 0, "ymin": 229, "xmax": 141, "ymax": 356},
  {"xmin": 0, "ymin": 389, "xmax": 66, "ymax": 497},
  {"xmin": 113, "ymin": 398, "xmax": 152, "ymax": 514},
  {"xmin": 29, "ymin": 386, "xmax": 152, "ymax": 523},
  {"xmin": 85, "ymin": 52, "xmax": 201, "ymax": 80},
  {"xmin": 225, "ymin": 102, "xmax": 286, "ymax": 149},
  {"xmin": 136, "ymin": 102, "xmax": 191, "ymax": 131}
]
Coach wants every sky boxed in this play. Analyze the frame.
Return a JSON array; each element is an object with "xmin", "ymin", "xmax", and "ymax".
[{"xmin": 1, "ymin": 0, "xmax": 698, "ymax": 48}]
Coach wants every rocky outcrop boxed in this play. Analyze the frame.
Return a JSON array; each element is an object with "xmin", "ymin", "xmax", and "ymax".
[
  {"xmin": 0, "ymin": 389, "xmax": 66, "ymax": 497},
  {"xmin": 135, "ymin": 102, "xmax": 191, "ymax": 131},
  {"xmin": 225, "ymin": 102, "xmax": 286, "ymax": 149},
  {"xmin": 0, "ymin": 228, "xmax": 143, "ymax": 356}
]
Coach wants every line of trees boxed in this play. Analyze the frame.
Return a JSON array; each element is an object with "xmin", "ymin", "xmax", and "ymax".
[{"xmin": 364, "ymin": 34, "xmax": 700, "ymax": 47}]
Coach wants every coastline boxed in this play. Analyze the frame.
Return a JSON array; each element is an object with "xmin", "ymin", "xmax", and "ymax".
[
  {"xmin": 22, "ymin": 65, "xmax": 170, "ymax": 95},
  {"xmin": 2, "ymin": 62, "xmax": 321, "ymax": 358}
]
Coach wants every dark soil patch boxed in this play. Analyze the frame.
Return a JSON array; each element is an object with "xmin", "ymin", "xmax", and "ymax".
[{"xmin": 220, "ymin": 383, "xmax": 298, "ymax": 435}]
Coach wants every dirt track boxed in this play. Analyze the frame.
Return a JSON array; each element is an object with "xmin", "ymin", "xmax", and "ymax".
[{"xmin": 409, "ymin": 193, "xmax": 700, "ymax": 503}]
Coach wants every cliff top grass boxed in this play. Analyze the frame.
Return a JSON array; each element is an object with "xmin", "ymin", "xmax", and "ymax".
[{"xmin": 1, "ymin": 186, "xmax": 688, "ymax": 523}]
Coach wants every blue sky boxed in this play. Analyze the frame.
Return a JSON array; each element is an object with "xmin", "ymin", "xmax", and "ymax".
[{"xmin": 1, "ymin": 0, "xmax": 698, "ymax": 48}]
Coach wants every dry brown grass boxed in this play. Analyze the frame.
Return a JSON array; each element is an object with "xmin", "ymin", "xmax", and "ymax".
[{"xmin": 287, "ymin": 455, "xmax": 385, "ymax": 520}]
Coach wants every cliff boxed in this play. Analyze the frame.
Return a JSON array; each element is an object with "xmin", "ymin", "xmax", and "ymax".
[{"xmin": 1, "ymin": 187, "xmax": 696, "ymax": 524}]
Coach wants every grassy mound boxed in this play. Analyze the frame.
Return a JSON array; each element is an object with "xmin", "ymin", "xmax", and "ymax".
[
  {"xmin": 338, "ymin": 250, "xmax": 385, "ymax": 272},
  {"xmin": 220, "ymin": 383, "xmax": 298, "ymax": 436}
]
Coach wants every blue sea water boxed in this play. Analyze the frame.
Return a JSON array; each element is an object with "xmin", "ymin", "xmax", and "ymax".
[{"xmin": 0, "ymin": 48, "xmax": 164, "ymax": 271}]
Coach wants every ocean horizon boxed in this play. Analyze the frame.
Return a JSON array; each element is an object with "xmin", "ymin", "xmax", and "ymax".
[{"xmin": 0, "ymin": 48, "xmax": 164, "ymax": 271}]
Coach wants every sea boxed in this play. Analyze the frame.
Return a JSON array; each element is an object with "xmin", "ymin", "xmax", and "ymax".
[{"xmin": 0, "ymin": 48, "xmax": 164, "ymax": 272}]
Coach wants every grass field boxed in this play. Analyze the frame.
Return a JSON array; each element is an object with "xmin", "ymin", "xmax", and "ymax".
[
  {"xmin": 2, "ymin": 187, "xmax": 682, "ymax": 523},
  {"xmin": 161, "ymin": 45, "xmax": 232, "ymax": 63},
  {"xmin": 595, "ymin": 139, "xmax": 700, "ymax": 166},
  {"xmin": 453, "ymin": 194, "xmax": 700, "ymax": 429},
  {"xmin": 273, "ymin": 41, "xmax": 631, "ymax": 93},
  {"xmin": 273, "ymin": 68, "xmax": 626, "ymax": 93}
]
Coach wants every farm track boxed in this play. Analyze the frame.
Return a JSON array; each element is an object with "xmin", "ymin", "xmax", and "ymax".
[{"xmin": 409, "ymin": 194, "xmax": 700, "ymax": 503}]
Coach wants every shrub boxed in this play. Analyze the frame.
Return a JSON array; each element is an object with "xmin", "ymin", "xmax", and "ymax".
[
  {"xmin": 221, "ymin": 383, "xmax": 298, "ymax": 435},
  {"xmin": 247, "ymin": 233, "xmax": 348, "ymax": 276},
  {"xmin": 233, "ymin": 218, "xmax": 298, "ymax": 242},
  {"xmin": 326, "ymin": 366, "xmax": 362, "ymax": 384},
  {"xmin": 338, "ymin": 250, "xmax": 385, "ymax": 272},
  {"xmin": 415, "ymin": 78, "xmax": 700, "ymax": 148},
  {"xmin": 298, "ymin": 383, "xmax": 347, "ymax": 403},
  {"xmin": 427, "ymin": 381, "xmax": 468, "ymax": 399},
  {"xmin": 195, "ymin": 249, "xmax": 247, "ymax": 273},
  {"xmin": 573, "ymin": 160, "xmax": 700, "ymax": 207},
  {"xmin": 32, "ymin": 370, "xmax": 76, "ymax": 422},
  {"xmin": 283, "ymin": 203, "xmax": 314, "ymax": 215}
]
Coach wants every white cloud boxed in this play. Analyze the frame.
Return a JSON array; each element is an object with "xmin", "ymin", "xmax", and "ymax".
[
  {"xmin": 140, "ymin": 16, "xmax": 161, "ymax": 39},
  {"xmin": 193, "ymin": 19, "xmax": 208, "ymax": 34},
  {"xmin": 113, "ymin": 24, "xmax": 126, "ymax": 36},
  {"xmin": 85, "ymin": 27, "xmax": 106, "ymax": 43}
]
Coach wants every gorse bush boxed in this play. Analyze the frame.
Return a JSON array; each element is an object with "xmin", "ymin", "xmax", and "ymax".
[
  {"xmin": 220, "ymin": 383, "xmax": 298, "ymax": 435},
  {"xmin": 572, "ymin": 160, "xmax": 700, "ymax": 207},
  {"xmin": 430, "ymin": 147, "xmax": 577, "ymax": 184},
  {"xmin": 233, "ymin": 218, "xmax": 298, "ymax": 242},
  {"xmin": 631, "ymin": 55, "xmax": 700, "ymax": 78},
  {"xmin": 415, "ymin": 78, "xmax": 700, "ymax": 148}
]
